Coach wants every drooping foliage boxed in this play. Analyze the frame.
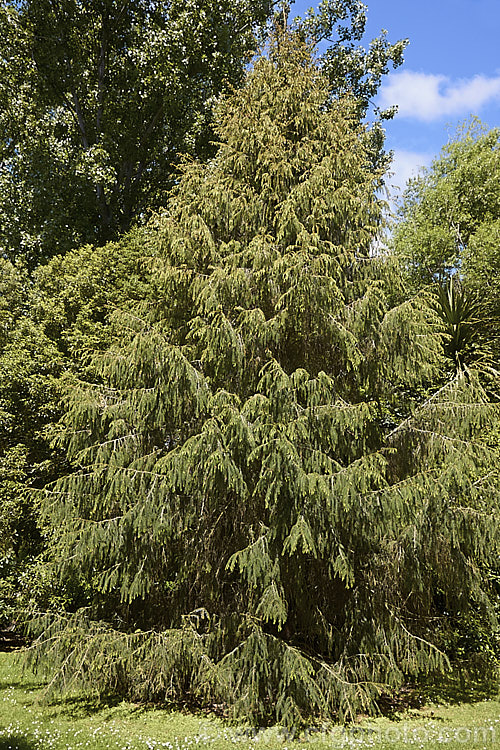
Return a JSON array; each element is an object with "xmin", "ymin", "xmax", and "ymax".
[
  {"xmin": 0, "ymin": 237, "xmax": 152, "ymax": 621},
  {"xmin": 28, "ymin": 38, "xmax": 499, "ymax": 725}
]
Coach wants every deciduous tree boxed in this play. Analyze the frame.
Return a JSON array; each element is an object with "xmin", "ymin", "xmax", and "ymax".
[
  {"xmin": 393, "ymin": 120, "xmax": 500, "ymax": 293},
  {"xmin": 0, "ymin": 0, "xmax": 273, "ymax": 266}
]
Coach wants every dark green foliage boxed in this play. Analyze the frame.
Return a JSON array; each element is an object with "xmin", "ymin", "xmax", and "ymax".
[
  {"xmin": 0, "ymin": 0, "xmax": 273, "ymax": 266},
  {"xmin": 0, "ymin": 237, "xmax": 153, "ymax": 621},
  {"xmin": 26, "ymin": 38, "xmax": 499, "ymax": 726},
  {"xmin": 0, "ymin": 0, "xmax": 407, "ymax": 268},
  {"xmin": 0, "ymin": 260, "xmax": 62, "ymax": 622}
]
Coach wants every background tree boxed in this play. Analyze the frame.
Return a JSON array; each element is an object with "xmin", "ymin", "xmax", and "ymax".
[
  {"xmin": 392, "ymin": 120, "xmax": 500, "ymax": 377},
  {"xmin": 0, "ymin": 0, "xmax": 274, "ymax": 267},
  {"xmin": 299, "ymin": 0, "xmax": 406, "ymax": 115},
  {"xmin": 393, "ymin": 120, "xmax": 500, "ymax": 291},
  {"xmin": 0, "ymin": 238, "xmax": 153, "ymax": 623},
  {"xmin": 0, "ymin": 259, "xmax": 62, "ymax": 622},
  {"xmin": 28, "ymin": 36, "xmax": 499, "ymax": 726}
]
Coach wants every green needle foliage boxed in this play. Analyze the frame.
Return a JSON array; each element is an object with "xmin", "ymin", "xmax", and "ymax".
[{"xmin": 28, "ymin": 36, "xmax": 499, "ymax": 726}]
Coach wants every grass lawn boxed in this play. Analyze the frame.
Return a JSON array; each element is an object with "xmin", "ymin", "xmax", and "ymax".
[{"xmin": 0, "ymin": 651, "xmax": 498, "ymax": 750}]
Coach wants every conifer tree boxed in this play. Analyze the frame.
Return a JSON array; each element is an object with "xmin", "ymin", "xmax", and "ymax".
[{"xmin": 29, "ymin": 36, "xmax": 499, "ymax": 725}]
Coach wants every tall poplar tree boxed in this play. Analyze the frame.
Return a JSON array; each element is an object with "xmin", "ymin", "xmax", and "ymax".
[
  {"xmin": 30, "ymin": 36, "xmax": 499, "ymax": 725},
  {"xmin": 0, "ymin": 0, "xmax": 273, "ymax": 266}
]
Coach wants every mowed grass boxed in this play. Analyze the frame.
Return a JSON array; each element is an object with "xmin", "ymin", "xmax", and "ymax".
[{"xmin": 0, "ymin": 650, "xmax": 499, "ymax": 750}]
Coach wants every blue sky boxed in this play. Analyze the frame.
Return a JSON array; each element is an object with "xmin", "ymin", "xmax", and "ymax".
[{"xmin": 291, "ymin": 0, "xmax": 500, "ymax": 201}]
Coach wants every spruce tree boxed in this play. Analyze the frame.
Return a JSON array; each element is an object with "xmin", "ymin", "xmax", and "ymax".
[{"xmin": 29, "ymin": 36, "xmax": 499, "ymax": 726}]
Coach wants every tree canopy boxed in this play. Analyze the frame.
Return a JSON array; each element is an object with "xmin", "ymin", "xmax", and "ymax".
[
  {"xmin": 27, "ymin": 36, "xmax": 499, "ymax": 726},
  {"xmin": 0, "ymin": 0, "xmax": 410, "ymax": 636},
  {"xmin": 0, "ymin": 0, "xmax": 274, "ymax": 266},
  {"xmin": 392, "ymin": 120, "xmax": 500, "ymax": 369},
  {"xmin": 393, "ymin": 121, "xmax": 500, "ymax": 289}
]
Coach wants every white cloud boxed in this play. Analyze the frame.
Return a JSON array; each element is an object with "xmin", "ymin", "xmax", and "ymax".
[
  {"xmin": 380, "ymin": 150, "xmax": 433, "ymax": 222},
  {"xmin": 379, "ymin": 71, "xmax": 500, "ymax": 121},
  {"xmin": 387, "ymin": 149, "xmax": 433, "ymax": 193}
]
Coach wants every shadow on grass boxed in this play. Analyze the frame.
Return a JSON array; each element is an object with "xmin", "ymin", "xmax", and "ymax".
[
  {"xmin": 0, "ymin": 691, "xmax": 149, "ymax": 726},
  {"xmin": 0, "ymin": 651, "xmax": 45, "ymax": 692},
  {"xmin": 419, "ymin": 672, "xmax": 499, "ymax": 705},
  {"xmin": 0, "ymin": 737, "xmax": 37, "ymax": 750},
  {"xmin": 376, "ymin": 672, "xmax": 499, "ymax": 721},
  {"xmin": 0, "ymin": 679, "xmax": 44, "ymax": 691},
  {"xmin": 39, "ymin": 692, "xmax": 151, "ymax": 722}
]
